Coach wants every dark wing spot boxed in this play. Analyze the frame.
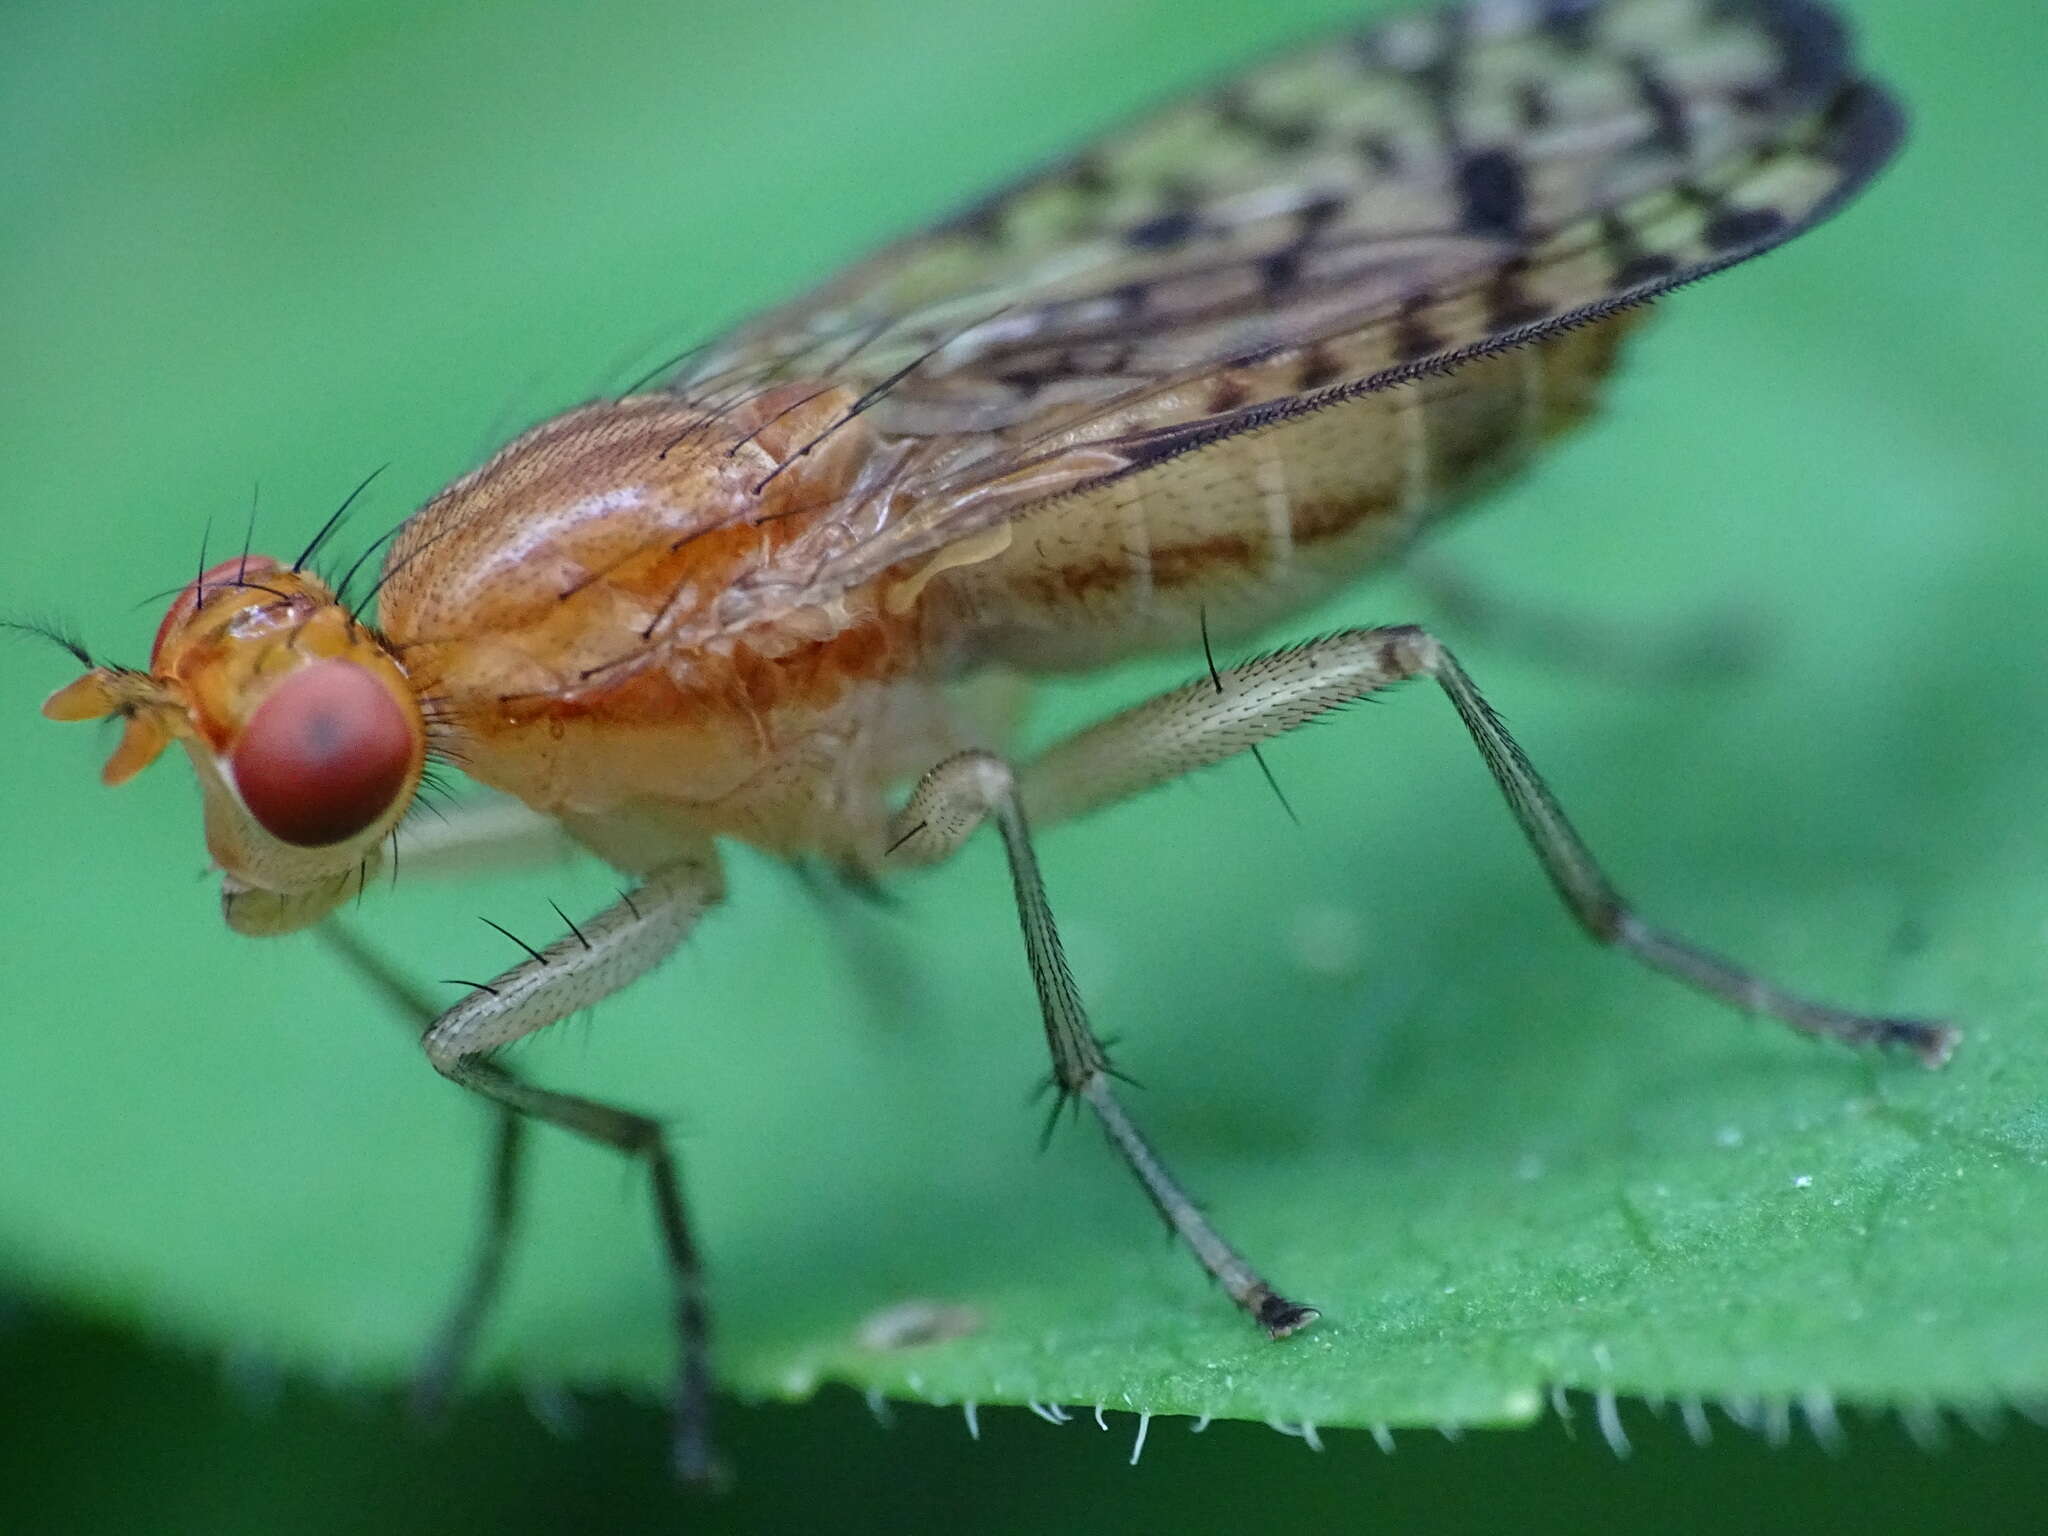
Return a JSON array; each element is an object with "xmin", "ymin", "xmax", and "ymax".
[
  {"xmin": 1072, "ymin": 341, "xmax": 1134, "ymax": 375},
  {"xmin": 1069, "ymin": 155, "xmax": 1112, "ymax": 196},
  {"xmin": 1214, "ymin": 85, "xmax": 1255, "ymax": 128},
  {"xmin": 1358, "ymin": 132, "xmax": 1401, "ymax": 175},
  {"xmin": 1758, "ymin": 0, "xmax": 1852, "ymax": 104},
  {"xmin": 1216, "ymin": 89, "xmax": 1317, "ymax": 153},
  {"xmin": 1456, "ymin": 148, "xmax": 1527, "ymax": 238},
  {"xmin": 1125, "ymin": 208, "xmax": 1198, "ymax": 250},
  {"xmin": 1816, "ymin": 80, "xmax": 1907, "ymax": 176},
  {"xmin": 1600, "ymin": 211, "xmax": 1678, "ymax": 289},
  {"xmin": 1297, "ymin": 192, "xmax": 1345, "ymax": 234},
  {"xmin": 1537, "ymin": 0, "xmax": 1599, "ymax": 51},
  {"xmin": 1296, "ymin": 345, "xmax": 1344, "ymax": 391},
  {"xmin": 946, "ymin": 197, "xmax": 1006, "ymax": 244},
  {"xmin": 1207, "ymin": 374, "xmax": 1252, "ymax": 413},
  {"xmin": 1259, "ymin": 249, "xmax": 1304, "ymax": 296},
  {"xmin": 1627, "ymin": 57, "xmax": 1692, "ymax": 156},
  {"xmin": 1485, "ymin": 262, "xmax": 1552, "ymax": 330},
  {"xmin": 1614, "ymin": 251, "xmax": 1679, "ymax": 288},
  {"xmin": 1263, "ymin": 117, "xmax": 1316, "ymax": 153},
  {"xmin": 1393, "ymin": 298, "xmax": 1446, "ymax": 362},
  {"xmin": 1703, "ymin": 205, "xmax": 1790, "ymax": 250}
]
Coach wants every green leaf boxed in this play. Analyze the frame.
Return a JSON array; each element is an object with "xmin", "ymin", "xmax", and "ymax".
[{"xmin": 4, "ymin": 0, "xmax": 2045, "ymax": 1441}]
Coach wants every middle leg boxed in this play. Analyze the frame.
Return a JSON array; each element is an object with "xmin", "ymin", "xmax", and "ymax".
[
  {"xmin": 887, "ymin": 751, "xmax": 1319, "ymax": 1338},
  {"xmin": 412, "ymin": 854, "xmax": 726, "ymax": 1480}
]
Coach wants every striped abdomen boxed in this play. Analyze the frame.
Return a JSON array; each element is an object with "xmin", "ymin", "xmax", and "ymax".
[{"xmin": 939, "ymin": 312, "xmax": 1640, "ymax": 673}]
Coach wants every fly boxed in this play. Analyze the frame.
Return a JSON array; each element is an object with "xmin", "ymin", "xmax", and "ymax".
[{"xmin": 24, "ymin": 0, "xmax": 1954, "ymax": 1481}]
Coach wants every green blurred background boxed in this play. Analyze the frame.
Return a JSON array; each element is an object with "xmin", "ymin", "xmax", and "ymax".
[{"xmin": 6, "ymin": 0, "xmax": 2048, "ymax": 1529}]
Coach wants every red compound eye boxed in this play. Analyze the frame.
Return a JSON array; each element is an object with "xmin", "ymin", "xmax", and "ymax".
[
  {"xmin": 153, "ymin": 555, "xmax": 284, "ymax": 669},
  {"xmin": 230, "ymin": 660, "xmax": 414, "ymax": 846}
]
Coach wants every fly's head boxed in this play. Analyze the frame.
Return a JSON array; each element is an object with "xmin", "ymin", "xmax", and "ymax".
[{"xmin": 40, "ymin": 556, "xmax": 427, "ymax": 935}]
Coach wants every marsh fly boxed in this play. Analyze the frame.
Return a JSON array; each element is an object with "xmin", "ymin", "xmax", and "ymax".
[{"xmin": 27, "ymin": 0, "xmax": 1954, "ymax": 1479}]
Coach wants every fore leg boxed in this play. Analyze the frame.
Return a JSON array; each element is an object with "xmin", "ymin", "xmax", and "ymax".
[
  {"xmin": 316, "ymin": 920, "xmax": 530, "ymax": 1426},
  {"xmin": 306, "ymin": 796, "xmax": 616, "ymax": 1426},
  {"xmin": 413, "ymin": 853, "xmax": 725, "ymax": 1481},
  {"xmin": 1020, "ymin": 624, "xmax": 1956, "ymax": 1066},
  {"xmin": 887, "ymin": 752, "xmax": 1319, "ymax": 1338}
]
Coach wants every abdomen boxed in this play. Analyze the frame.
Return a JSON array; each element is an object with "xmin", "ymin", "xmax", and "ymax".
[{"xmin": 940, "ymin": 315, "xmax": 1640, "ymax": 673}]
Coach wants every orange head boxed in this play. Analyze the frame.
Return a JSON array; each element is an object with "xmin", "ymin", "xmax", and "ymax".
[{"xmin": 40, "ymin": 555, "xmax": 427, "ymax": 934}]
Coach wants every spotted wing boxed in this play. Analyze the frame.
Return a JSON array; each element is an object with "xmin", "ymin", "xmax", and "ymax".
[{"xmin": 672, "ymin": 0, "xmax": 1901, "ymax": 636}]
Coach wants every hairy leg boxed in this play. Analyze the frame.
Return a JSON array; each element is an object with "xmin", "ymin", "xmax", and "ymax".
[
  {"xmin": 381, "ymin": 853, "xmax": 727, "ymax": 1480},
  {"xmin": 880, "ymin": 624, "xmax": 1952, "ymax": 1336},
  {"xmin": 1019, "ymin": 624, "xmax": 1953, "ymax": 1065},
  {"xmin": 888, "ymin": 752, "xmax": 1319, "ymax": 1336}
]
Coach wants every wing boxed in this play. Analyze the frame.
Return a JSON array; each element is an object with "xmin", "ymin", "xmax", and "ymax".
[{"xmin": 672, "ymin": 0, "xmax": 1901, "ymax": 632}]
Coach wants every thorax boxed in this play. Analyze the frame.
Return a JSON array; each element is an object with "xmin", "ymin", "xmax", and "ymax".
[{"xmin": 377, "ymin": 387, "xmax": 974, "ymax": 858}]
